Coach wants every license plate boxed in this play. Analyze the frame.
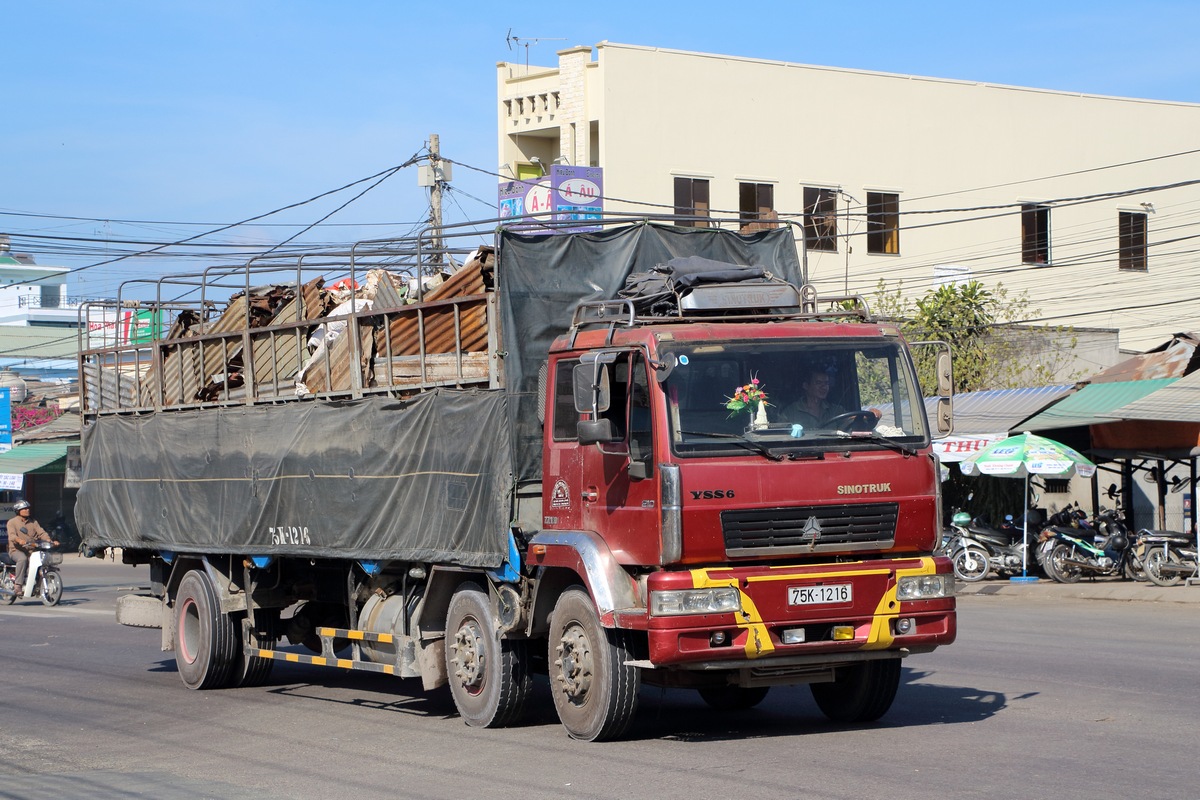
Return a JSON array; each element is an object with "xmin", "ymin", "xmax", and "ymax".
[{"xmin": 788, "ymin": 583, "xmax": 852, "ymax": 605}]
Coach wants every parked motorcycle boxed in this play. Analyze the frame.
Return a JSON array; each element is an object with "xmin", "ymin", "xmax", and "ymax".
[
  {"xmin": 947, "ymin": 509, "xmax": 1044, "ymax": 582},
  {"xmin": 0, "ymin": 540, "xmax": 64, "ymax": 606},
  {"xmin": 1039, "ymin": 506, "xmax": 1143, "ymax": 583},
  {"xmin": 1140, "ymin": 529, "xmax": 1199, "ymax": 587}
]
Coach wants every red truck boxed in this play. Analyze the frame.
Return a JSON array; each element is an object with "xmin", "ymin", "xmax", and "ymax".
[{"xmin": 78, "ymin": 218, "xmax": 956, "ymax": 741}]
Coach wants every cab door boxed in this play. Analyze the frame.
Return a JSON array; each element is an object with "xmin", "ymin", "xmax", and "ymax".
[{"xmin": 578, "ymin": 353, "xmax": 662, "ymax": 565}]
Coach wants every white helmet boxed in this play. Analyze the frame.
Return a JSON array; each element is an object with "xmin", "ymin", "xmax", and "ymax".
[{"xmin": 13, "ymin": 500, "xmax": 30, "ymax": 512}]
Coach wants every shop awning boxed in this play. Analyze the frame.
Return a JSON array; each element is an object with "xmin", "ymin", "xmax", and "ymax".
[
  {"xmin": 925, "ymin": 385, "xmax": 1074, "ymax": 462},
  {"xmin": 1020, "ymin": 378, "xmax": 1178, "ymax": 430},
  {"xmin": 1099, "ymin": 370, "xmax": 1200, "ymax": 423},
  {"xmin": 0, "ymin": 442, "xmax": 73, "ymax": 475}
]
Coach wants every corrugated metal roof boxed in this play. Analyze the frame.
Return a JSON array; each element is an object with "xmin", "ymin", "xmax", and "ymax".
[
  {"xmin": 1021, "ymin": 378, "xmax": 1177, "ymax": 430},
  {"xmin": 0, "ymin": 441, "xmax": 75, "ymax": 474},
  {"xmin": 925, "ymin": 385, "xmax": 1074, "ymax": 435},
  {"xmin": 1099, "ymin": 370, "xmax": 1200, "ymax": 422},
  {"xmin": 1088, "ymin": 332, "xmax": 1200, "ymax": 383},
  {"xmin": 0, "ymin": 327, "xmax": 80, "ymax": 359}
]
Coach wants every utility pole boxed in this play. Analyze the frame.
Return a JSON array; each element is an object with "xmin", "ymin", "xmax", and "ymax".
[{"xmin": 428, "ymin": 133, "xmax": 444, "ymax": 268}]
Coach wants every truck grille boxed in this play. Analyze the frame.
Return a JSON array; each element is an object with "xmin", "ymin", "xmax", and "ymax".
[{"xmin": 721, "ymin": 502, "xmax": 898, "ymax": 556}]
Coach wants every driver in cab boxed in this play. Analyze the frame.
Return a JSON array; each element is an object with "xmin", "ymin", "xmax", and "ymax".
[{"xmin": 782, "ymin": 368, "xmax": 844, "ymax": 428}]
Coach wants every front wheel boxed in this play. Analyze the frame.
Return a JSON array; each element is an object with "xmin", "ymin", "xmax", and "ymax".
[
  {"xmin": 1144, "ymin": 547, "xmax": 1184, "ymax": 587},
  {"xmin": 40, "ymin": 570, "xmax": 63, "ymax": 607},
  {"xmin": 1047, "ymin": 543, "xmax": 1082, "ymax": 584},
  {"xmin": 445, "ymin": 584, "xmax": 531, "ymax": 728},
  {"xmin": 952, "ymin": 547, "xmax": 991, "ymax": 582},
  {"xmin": 811, "ymin": 658, "xmax": 901, "ymax": 723},
  {"xmin": 548, "ymin": 588, "xmax": 640, "ymax": 741}
]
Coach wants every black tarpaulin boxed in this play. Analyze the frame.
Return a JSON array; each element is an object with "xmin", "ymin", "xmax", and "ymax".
[
  {"xmin": 76, "ymin": 390, "xmax": 512, "ymax": 566},
  {"xmin": 498, "ymin": 223, "xmax": 803, "ymax": 482}
]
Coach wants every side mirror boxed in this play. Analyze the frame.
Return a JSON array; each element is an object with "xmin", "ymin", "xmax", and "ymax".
[
  {"xmin": 578, "ymin": 418, "xmax": 620, "ymax": 445},
  {"xmin": 935, "ymin": 349, "xmax": 953, "ymax": 397}
]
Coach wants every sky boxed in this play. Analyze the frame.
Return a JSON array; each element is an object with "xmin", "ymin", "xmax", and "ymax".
[{"xmin": 4, "ymin": 0, "xmax": 1200, "ymax": 300}]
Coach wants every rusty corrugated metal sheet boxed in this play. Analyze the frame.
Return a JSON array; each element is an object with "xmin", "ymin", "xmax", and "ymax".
[{"xmin": 1089, "ymin": 332, "xmax": 1200, "ymax": 383}]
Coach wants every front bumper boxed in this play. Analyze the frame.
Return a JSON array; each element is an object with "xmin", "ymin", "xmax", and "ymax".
[{"xmin": 643, "ymin": 557, "xmax": 956, "ymax": 668}]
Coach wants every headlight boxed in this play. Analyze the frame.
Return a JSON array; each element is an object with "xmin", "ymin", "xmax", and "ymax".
[
  {"xmin": 897, "ymin": 574, "xmax": 953, "ymax": 600},
  {"xmin": 650, "ymin": 586, "xmax": 741, "ymax": 616}
]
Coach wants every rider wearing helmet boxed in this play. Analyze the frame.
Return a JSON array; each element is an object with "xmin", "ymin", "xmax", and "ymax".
[{"xmin": 6, "ymin": 500, "xmax": 58, "ymax": 594}]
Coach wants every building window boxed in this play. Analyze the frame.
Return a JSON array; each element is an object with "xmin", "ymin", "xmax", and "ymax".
[
  {"xmin": 674, "ymin": 177, "xmax": 710, "ymax": 227},
  {"xmin": 803, "ymin": 187, "xmax": 838, "ymax": 252},
  {"xmin": 739, "ymin": 182, "xmax": 774, "ymax": 226},
  {"xmin": 866, "ymin": 192, "xmax": 900, "ymax": 255},
  {"xmin": 1021, "ymin": 204, "xmax": 1050, "ymax": 265},
  {"xmin": 1119, "ymin": 211, "xmax": 1148, "ymax": 271}
]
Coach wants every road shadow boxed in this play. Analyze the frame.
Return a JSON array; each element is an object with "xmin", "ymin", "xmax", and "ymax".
[{"xmin": 143, "ymin": 656, "xmax": 1013, "ymax": 741}]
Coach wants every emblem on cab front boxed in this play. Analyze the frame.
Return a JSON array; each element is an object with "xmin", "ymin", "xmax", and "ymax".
[{"xmin": 803, "ymin": 516, "xmax": 823, "ymax": 549}]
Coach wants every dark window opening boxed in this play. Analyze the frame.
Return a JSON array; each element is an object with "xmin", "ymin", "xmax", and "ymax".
[
  {"xmin": 739, "ymin": 182, "xmax": 774, "ymax": 226},
  {"xmin": 1021, "ymin": 204, "xmax": 1050, "ymax": 265},
  {"xmin": 1118, "ymin": 211, "xmax": 1148, "ymax": 271},
  {"xmin": 804, "ymin": 187, "xmax": 838, "ymax": 252},
  {"xmin": 552, "ymin": 359, "xmax": 581, "ymax": 441},
  {"xmin": 674, "ymin": 177, "xmax": 710, "ymax": 227},
  {"xmin": 866, "ymin": 192, "xmax": 900, "ymax": 255}
]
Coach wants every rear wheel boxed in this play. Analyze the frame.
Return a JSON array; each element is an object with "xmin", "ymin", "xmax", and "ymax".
[
  {"xmin": 233, "ymin": 609, "xmax": 278, "ymax": 687},
  {"xmin": 40, "ymin": 570, "xmax": 63, "ymax": 607},
  {"xmin": 1, "ymin": 572, "xmax": 16, "ymax": 605},
  {"xmin": 1047, "ymin": 543, "xmax": 1082, "ymax": 583},
  {"xmin": 811, "ymin": 658, "xmax": 901, "ymax": 723},
  {"xmin": 175, "ymin": 570, "xmax": 238, "ymax": 690},
  {"xmin": 952, "ymin": 547, "xmax": 991, "ymax": 582},
  {"xmin": 445, "ymin": 584, "xmax": 531, "ymax": 728},
  {"xmin": 698, "ymin": 685, "xmax": 770, "ymax": 712},
  {"xmin": 1144, "ymin": 547, "xmax": 1184, "ymax": 587},
  {"xmin": 548, "ymin": 588, "xmax": 640, "ymax": 741}
]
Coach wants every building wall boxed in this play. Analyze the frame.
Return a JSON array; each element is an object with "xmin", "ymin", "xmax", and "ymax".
[{"xmin": 498, "ymin": 42, "xmax": 1200, "ymax": 354}]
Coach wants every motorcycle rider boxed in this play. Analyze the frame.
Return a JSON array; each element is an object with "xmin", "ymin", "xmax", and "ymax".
[{"xmin": 6, "ymin": 500, "xmax": 58, "ymax": 595}]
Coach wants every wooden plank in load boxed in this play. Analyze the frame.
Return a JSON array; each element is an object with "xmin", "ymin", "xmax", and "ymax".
[{"xmin": 372, "ymin": 351, "xmax": 490, "ymax": 388}]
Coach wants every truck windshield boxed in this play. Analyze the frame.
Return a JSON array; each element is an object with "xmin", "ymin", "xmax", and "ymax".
[{"xmin": 660, "ymin": 338, "xmax": 928, "ymax": 458}]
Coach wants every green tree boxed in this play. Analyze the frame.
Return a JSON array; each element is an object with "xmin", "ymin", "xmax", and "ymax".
[{"xmin": 872, "ymin": 279, "xmax": 1079, "ymax": 394}]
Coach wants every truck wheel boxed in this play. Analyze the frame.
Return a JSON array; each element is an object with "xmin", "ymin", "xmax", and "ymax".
[
  {"xmin": 445, "ymin": 584, "xmax": 531, "ymax": 728},
  {"xmin": 233, "ymin": 610, "xmax": 278, "ymax": 687},
  {"xmin": 548, "ymin": 588, "xmax": 640, "ymax": 741},
  {"xmin": 40, "ymin": 571, "xmax": 63, "ymax": 607},
  {"xmin": 810, "ymin": 658, "xmax": 901, "ymax": 723},
  {"xmin": 1144, "ymin": 548, "xmax": 1184, "ymax": 587},
  {"xmin": 698, "ymin": 685, "xmax": 770, "ymax": 712},
  {"xmin": 175, "ymin": 570, "xmax": 238, "ymax": 690}
]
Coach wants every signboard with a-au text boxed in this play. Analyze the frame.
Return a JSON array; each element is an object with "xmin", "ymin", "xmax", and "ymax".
[
  {"xmin": 497, "ymin": 165, "xmax": 603, "ymax": 233},
  {"xmin": 65, "ymin": 445, "xmax": 82, "ymax": 489},
  {"xmin": 550, "ymin": 165, "xmax": 603, "ymax": 232},
  {"xmin": 0, "ymin": 388, "xmax": 11, "ymax": 453}
]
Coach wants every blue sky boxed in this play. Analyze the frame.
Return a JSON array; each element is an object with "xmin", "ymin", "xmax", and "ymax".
[{"xmin": 4, "ymin": 0, "xmax": 1199, "ymax": 296}]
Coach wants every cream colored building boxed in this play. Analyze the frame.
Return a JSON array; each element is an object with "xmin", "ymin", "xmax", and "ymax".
[{"xmin": 497, "ymin": 42, "xmax": 1200, "ymax": 355}]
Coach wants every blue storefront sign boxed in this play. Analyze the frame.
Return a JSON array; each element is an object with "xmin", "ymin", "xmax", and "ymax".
[{"xmin": 0, "ymin": 388, "xmax": 11, "ymax": 453}]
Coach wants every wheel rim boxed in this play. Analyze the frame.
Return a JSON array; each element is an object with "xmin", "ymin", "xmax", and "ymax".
[
  {"xmin": 42, "ymin": 572, "xmax": 62, "ymax": 605},
  {"xmin": 450, "ymin": 617, "xmax": 486, "ymax": 695},
  {"xmin": 179, "ymin": 596, "xmax": 201, "ymax": 665},
  {"xmin": 954, "ymin": 549, "xmax": 989, "ymax": 581},
  {"xmin": 554, "ymin": 622, "xmax": 594, "ymax": 704}
]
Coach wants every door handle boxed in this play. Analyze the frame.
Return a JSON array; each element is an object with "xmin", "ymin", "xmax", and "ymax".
[{"xmin": 582, "ymin": 486, "xmax": 599, "ymax": 503}]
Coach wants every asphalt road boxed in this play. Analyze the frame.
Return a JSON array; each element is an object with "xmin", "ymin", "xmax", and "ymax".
[{"xmin": 1, "ymin": 556, "xmax": 1197, "ymax": 800}]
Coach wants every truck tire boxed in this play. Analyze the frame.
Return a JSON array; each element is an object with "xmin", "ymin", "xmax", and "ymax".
[
  {"xmin": 445, "ymin": 584, "xmax": 531, "ymax": 728},
  {"xmin": 175, "ymin": 570, "xmax": 238, "ymax": 690},
  {"xmin": 810, "ymin": 658, "xmax": 901, "ymax": 723},
  {"xmin": 233, "ymin": 610, "xmax": 278, "ymax": 687},
  {"xmin": 548, "ymin": 587, "xmax": 640, "ymax": 741},
  {"xmin": 698, "ymin": 685, "xmax": 770, "ymax": 712}
]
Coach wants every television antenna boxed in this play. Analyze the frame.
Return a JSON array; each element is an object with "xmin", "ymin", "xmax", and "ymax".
[{"xmin": 506, "ymin": 29, "xmax": 565, "ymax": 70}]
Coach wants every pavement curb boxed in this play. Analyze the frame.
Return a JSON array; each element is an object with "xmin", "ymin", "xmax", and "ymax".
[{"xmin": 956, "ymin": 577, "xmax": 1200, "ymax": 604}]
